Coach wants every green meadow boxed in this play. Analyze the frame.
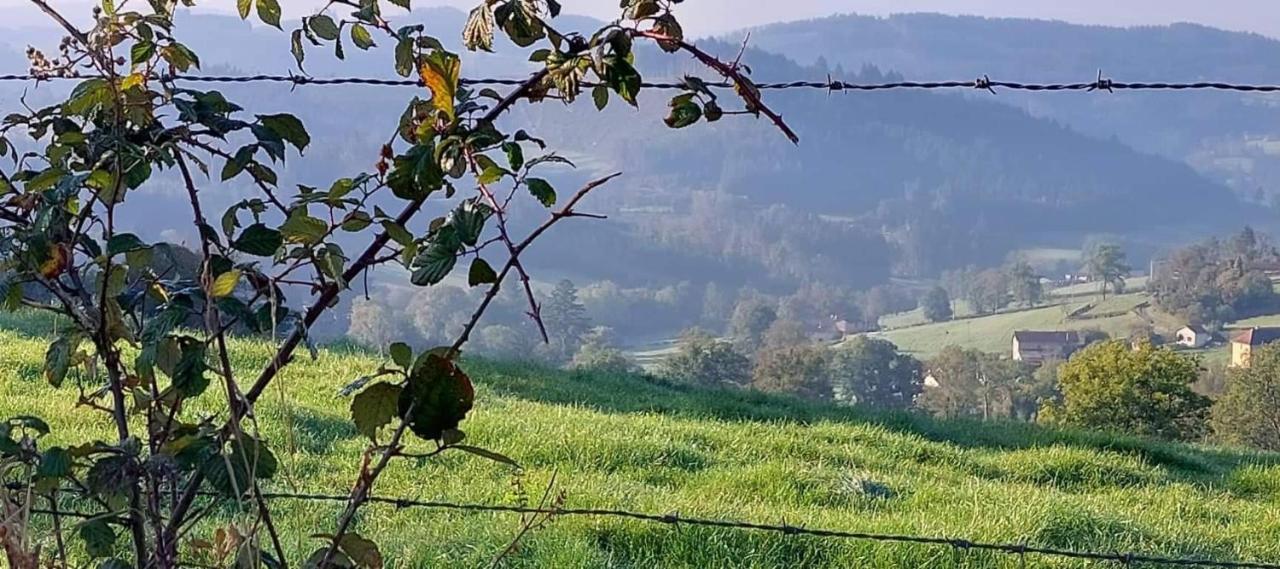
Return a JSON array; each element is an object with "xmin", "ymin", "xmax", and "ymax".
[{"xmin": 1, "ymin": 311, "xmax": 1278, "ymax": 567}]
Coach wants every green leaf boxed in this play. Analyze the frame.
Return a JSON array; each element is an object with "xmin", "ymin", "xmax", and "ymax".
[
  {"xmin": 44, "ymin": 335, "xmax": 74, "ymax": 388},
  {"xmin": 453, "ymin": 445, "xmax": 520, "ymax": 468},
  {"xmin": 394, "ymin": 38, "xmax": 414, "ymax": 77},
  {"xmin": 80, "ymin": 519, "xmax": 116, "ymax": 558},
  {"xmin": 526, "ymin": 178, "xmax": 556, "ymax": 207},
  {"xmin": 37, "ymin": 447, "xmax": 71, "ymax": 478},
  {"xmin": 398, "ymin": 355, "xmax": 474, "ymax": 441},
  {"xmin": 664, "ymin": 95, "xmax": 703, "ymax": 129},
  {"xmin": 453, "ymin": 202, "xmax": 489, "ymax": 246},
  {"xmin": 256, "ymin": 0, "xmax": 281, "ymax": 28},
  {"xmin": 280, "ymin": 213, "xmax": 328, "ymax": 245},
  {"xmin": 258, "ymin": 114, "xmax": 310, "ymax": 153},
  {"xmin": 468, "ymin": 258, "xmax": 498, "ymax": 287},
  {"xmin": 592, "ymin": 84, "xmax": 609, "ymax": 110},
  {"xmin": 410, "ymin": 244, "xmax": 457, "ymax": 286},
  {"xmin": 309, "ymin": 15, "xmax": 339, "ymax": 40},
  {"xmin": 502, "ymin": 142, "xmax": 524, "ymax": 171},
  {"xmin": 389, "ymin": 342, "xmax": 412, "ymax": 369},
  {"xmin": 130, "ymin": 40, "xmax": 155, "ymax": 66},
  {"xmin": 106, "ymin": 233, "xmax": 149, "ymax": 257},
  {"xmin": 172, "ymin": 338, "xmax": 208, "ymax": 397},
  {"xmin": 381, "ymin": 220, "xmax": 415, "ymax": 246},
  {"xmin": 232, "ymin": 224, "xmax": 283, "ymax": 257},
  {"xmin": 221, "ymin": 145, "xmax": 255, "ymax": 181},
  {"xmin": 237, "ymin": 0, "xmax": 252, "ymax": 18},
  {"xmin": 351, "ymin": 382, "xmax": 402, "ymax": 441},
  {"xmin": 351, "ymin": 23, "xmax": 376, "ymax": 50}
]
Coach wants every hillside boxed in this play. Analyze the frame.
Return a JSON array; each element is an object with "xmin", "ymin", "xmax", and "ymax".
[
  {"xmin": 1, "ymin": 312, "xmax": 1278, "ymax": 567},
  {"xmin": 0, "ymin": 10, "xmax": 1247, "ymax": 284},
  {"xmin": 744, "ymin": 13, "xmax": 1280, "ymax": 208}
]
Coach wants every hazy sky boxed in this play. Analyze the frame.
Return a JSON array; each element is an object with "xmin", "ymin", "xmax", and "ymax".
[{"xmin": 6, "ymin": 0, "xmax": 1280, "ymax": 38}]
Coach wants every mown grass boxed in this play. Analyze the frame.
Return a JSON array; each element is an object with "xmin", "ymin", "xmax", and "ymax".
[{"xmin": 2, "ymin": 311, "xmax": 1280, "ymax": 567}]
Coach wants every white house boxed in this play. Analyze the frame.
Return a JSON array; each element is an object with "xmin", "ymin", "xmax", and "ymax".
[{"xmin": 1174, "ymin": 325, "xmax": 1212, "ymax": 349}]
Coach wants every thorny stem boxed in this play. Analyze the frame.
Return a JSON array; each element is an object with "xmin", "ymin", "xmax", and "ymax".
[{"xmin": 634, "ymin": 29, "xmax": 800, "ymax": 144}]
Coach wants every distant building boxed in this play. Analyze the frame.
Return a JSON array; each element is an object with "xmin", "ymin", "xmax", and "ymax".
[
  {"xmin": 1174, "ymin": 325, "xmax": 1212, "ymax": 349},
  {"xmin": 1012, "ymin": 330, "xmax": 1082, "ymax": 365},
  {"xmin": 1230, "ymin": 327, "xmax": 1280, "ymax": 368}
]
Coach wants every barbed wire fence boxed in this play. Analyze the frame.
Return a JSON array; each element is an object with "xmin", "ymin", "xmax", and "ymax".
[
  {"xmin": 3, "ymin": 71, "xmax": 1280, "ymax": 93},
  {"xmin": 18, "ymin": 488, "xmax": 1280, "ymax": 568},
  {"xmin": 4, "ymin": 69, "xmax": 1279, "ymax": 567}
]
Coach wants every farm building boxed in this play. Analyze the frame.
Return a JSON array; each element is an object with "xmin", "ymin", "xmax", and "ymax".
[
  {"xmin": 1230, "ymin": 327, "xmax": 1280, "ymax": 368},
  {"xmin": 1175, "ymin": 325, "xmax": 1212, "ymax": 349},
  {"xmin": 1012, "ymin": 330, "xmax": 1082, "ymax": 365}
]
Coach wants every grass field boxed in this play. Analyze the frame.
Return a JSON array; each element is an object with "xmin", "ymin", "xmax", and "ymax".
[
  {"xmin": 868, "ymin": 293, "xmax": 1179, "ymax": 359},
  {"xmin": 2, "ymin": 312, "xmax": 1280, "ymax": 567}
]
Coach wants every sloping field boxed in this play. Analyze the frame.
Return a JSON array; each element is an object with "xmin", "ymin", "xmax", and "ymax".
[{"xmin": 0, "ymin": 311, "xmax": 1278, "ymax": 567}]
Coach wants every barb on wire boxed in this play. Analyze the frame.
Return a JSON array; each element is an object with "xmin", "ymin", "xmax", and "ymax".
[
  {"xmin": 4, "ymin": 73, "xmax": 1280, "ymax": 93},
  {"xmin": 25, "ymin": 487, "xmax": 1275, "ymax": 569}
]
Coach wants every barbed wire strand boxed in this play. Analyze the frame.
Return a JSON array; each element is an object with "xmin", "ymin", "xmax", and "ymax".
[
  {"xmin": 2, "ymin": 72, "xmax": 1280, "ymax": 93},
  {"xmin": 23, "ymin": 490, "xmax": 1280, "ymax": 568}
]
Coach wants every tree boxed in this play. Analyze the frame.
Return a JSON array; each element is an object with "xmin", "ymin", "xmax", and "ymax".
[
  {"xmin": 0, "ymin": 0, "xmax": 801, "ymax": 564},
  {"xmin": 967, "ymin": 269, "xmax": 1009, "ymax": 314},
  {"xmin": 1083, "ymin": 242, "xmax": 1131, "ymax": 299},
  {"xmin": 542, "ymin": 280, "xmax": 591, "ymax": 363},
  {"xmin": 1006, "ymin": 260, "xmax": 1043, "ymax": 307},
  {"xmin": 1044, "ymin": 341, "xmax": 1210, "ymax": 440},
  {"xmin": 570, "ymin": 327, "xmax": 636, "ymax": 374},
  {"xmin": 472, "ymin": 324, "xmax": 538, "ymax": 362},
  {"xmin": 762, "ymin": 317, "xmax": 812, "ymax": 348},
  {"xmin": 659, "ymin": 329, "xmax": 752, "ymax": 388},
  {"xmin": 410, "ymin": 285, "xmax": 471, "ymax": 345},
  {"xmin": 728, "ymin": 295, "xmax": 778, "ymax": 352},
  {"xmin": 347, "ymin": 299, "xmax": 401, "ymax": 352},
  {"xmin": 1211, "ymin": 344, "xmax": 1280, "ymax": 451},
  {"xmin": 751, "ymin": 344, "xmax": 833, "ymax": 402},
  {"xmin": 918, "ymin": 346, "xmax": 1032, "ymax": 420},
  {"xmin": 921, "ymin": 286, "xmax": 954, "ymax": 323},
  {"xmin": 827, "ymin": 337, "xmax": 923, "ymax": 409}
]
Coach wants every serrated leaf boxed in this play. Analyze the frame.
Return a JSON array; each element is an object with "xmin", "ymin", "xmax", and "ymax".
[
  {"xmin": 45, "ymin": 335, "xmax": 74, "ymax": 387},
  {"xmin": 232, "ymin": 223, "xmax": 282, "ymax": 257},
  {"xmin": 526, "ymin": 178, "xmax": 556, "ymax": 207},
  {"xmin": 106, "ymin": 233, "xmax": 149, "ymax": 257},
  {"xmin": 468, "ymin": 258, "xmax": 498, "ymax": 286},
  {"xmin": 410, "ymin": 244, "xmax": 457, "ymax": 286},
  {"xmin": 210, "ymin": 269, "xmax": 241, "ymax": 298},
  {"xmin": 398, "ymin": 355, "xmax": 474, "ymax": 441},
  {"xmin": 351, "ymin": 382, "xmax": 402, "ymax": 441},
  {"xmin": 280, "ymin": 213, "xmax": 327, "ymax": 245}
]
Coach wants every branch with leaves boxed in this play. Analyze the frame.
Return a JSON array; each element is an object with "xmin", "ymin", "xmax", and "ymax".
[{"xmin": 0, "ymin": 0, "xmax": 799, "ymax": 567}]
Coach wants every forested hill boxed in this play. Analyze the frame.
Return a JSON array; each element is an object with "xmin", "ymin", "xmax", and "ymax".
[
  {"xmin": 742, "ymin": 13, "xmax": 1280, "ymax": 206},
  {"xmin": 0, "ymin": 9, "xmax": 1249, "ymax": 281}
]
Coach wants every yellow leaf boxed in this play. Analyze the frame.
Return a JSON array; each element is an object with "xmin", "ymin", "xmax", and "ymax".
[
  {"xmin": 121, "ymin": 72, "xmax": 146, "ymax": 91},
  {"xmin": 418, "ymin": 51, "xmax": 460, "ymax": 121},
  {"xmin": 210, "ymin": 269, "xmax": 241, "ymax": 298}
]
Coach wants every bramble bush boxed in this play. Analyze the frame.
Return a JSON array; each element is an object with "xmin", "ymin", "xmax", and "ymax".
[{"xmin": 0, "ymin": 0, "xmax": 797, "ymax": 566}]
